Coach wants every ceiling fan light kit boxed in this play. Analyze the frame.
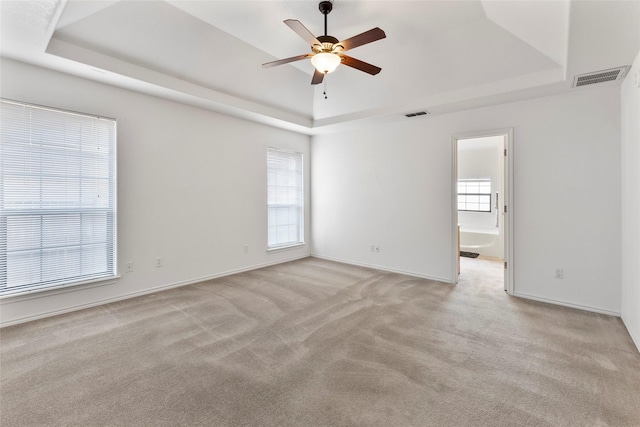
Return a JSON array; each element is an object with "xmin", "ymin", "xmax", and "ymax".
[
  {"xmin": 262, "ymin": 0, "xmax": 386, "ymax": 85},
  {"xmin": 310, "ymin": 52, "xmax": 341, "ymax": 74}
]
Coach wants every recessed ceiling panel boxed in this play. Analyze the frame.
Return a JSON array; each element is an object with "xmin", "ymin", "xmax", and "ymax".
[
  {"xmin": 52, "ymin": 0, "xmax": 315, "ymax": 117},
  {"xmin": 312, "ymin": 15, "xmax": 561, "ymax": 120}
]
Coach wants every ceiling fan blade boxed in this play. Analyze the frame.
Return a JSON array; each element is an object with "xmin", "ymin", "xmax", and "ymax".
[
  {"xmin": 284, "ymin": 19, "xmax": 322, "ymax": 48},
  {"xmin": 262, "ymin": 54, "xmax": 311, "ymax": 68},
  {"xmin": 337, "ymin": 27, "xmax": 386, "ymax": 52},
  {"xmin": 311, "ymin": 69, "xmax": 325, "ymax": 85},
  {"xmin": 341, "ymin": 55, "xmax": 382, "ymax": 75}
]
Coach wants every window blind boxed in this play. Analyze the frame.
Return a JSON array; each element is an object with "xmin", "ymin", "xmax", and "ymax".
[
  {"xmin": 0, "ymin": 99, "xmax": 117, "ymax": 296},
  {"xmin": 267, "ymin": 148, "xmax": 303, "ymax": 249}
]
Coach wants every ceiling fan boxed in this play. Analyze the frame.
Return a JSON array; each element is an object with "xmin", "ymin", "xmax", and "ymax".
[{"xmin": 262, "ymin": 1, "xmax": 386, "ymax": 85}]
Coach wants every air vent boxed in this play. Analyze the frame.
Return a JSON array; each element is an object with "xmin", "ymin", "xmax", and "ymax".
[
  {"xmin": 572, "ymin": 66, "xmax": 629, "ymax": 88},
  {"xmin": 405, "ymin": 111, "xmax": 429, "ymax": 118}
]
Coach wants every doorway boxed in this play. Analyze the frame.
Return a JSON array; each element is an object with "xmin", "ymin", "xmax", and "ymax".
[{"xmin": 451, "ymin": 129, "xmax": 513, "ymax": 294}]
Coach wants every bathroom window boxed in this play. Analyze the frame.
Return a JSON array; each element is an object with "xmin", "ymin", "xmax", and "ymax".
[{"xmin": 458, "ymin": 179, "xmax": 491, "ymax": 212}]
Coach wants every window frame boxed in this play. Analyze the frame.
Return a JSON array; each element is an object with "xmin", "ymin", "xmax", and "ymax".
[
  {"xmin": 266, "ymin": 147, "xmax": 304, "ymax": 251},
  {"xmin": 457, "ymin": 179, "xmax": 492, "ymax": 213},
  {"xmin": 0, "ymin": 99, "xmax": 118, "ymax": 298}
]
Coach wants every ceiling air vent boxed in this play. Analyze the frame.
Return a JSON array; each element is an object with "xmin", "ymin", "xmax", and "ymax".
[
  {"xmin": 405, "ymin": 111, "xmax": 429, "ymax": 118},
  {"xmin": 572, "ymin": 66, "xmax": 629, "ymax": 88}
]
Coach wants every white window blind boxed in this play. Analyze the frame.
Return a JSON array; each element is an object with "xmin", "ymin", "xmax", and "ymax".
[
  {"xmin": 0, "ymin": 99, "xmax": 117, "ymax": 296},
  {"xmin": 267, "ymin": 148, "xmax": 303, "ymax": 249}
]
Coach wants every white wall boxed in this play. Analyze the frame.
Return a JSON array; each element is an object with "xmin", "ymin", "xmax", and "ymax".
[
  {"xmin": 311, "ymin": 121, "xmax": 456, "ymax": 282},
  {"xmin": 312, "ymin": 86, "xmax": 622, "ymax": 315},
  {"xmin": 621, "ymin": 50, "xmax": 640, "ymax": 352},
  {"xmin": 0, "ymin": 59, "xmax": 311, "ymax": 326}
]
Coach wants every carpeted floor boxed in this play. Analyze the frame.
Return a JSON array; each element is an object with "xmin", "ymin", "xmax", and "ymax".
[{"xmin": 1, "ymin": 256, "xmax": 639, "ymax": 426}]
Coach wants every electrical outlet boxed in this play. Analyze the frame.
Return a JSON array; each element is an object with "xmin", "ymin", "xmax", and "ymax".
[
  {"xmin": 125, "ymin": 262, "xmax": 134, "ymax": 273},
  {"xmin": 243, "ymin": 244, "xmax": 249, "ymax": 254},
  {"xmin": 375, "ymin": 245, "xmax": 381, "ymax": 253},
  {"xmin": 554, "ymin": 268, "xmax": 564, "ymax": 279},
  {"xmin": 156, "ymin": 257, "xmax": 163, "ymax": 268},
  {"xmin": 370, "ymin": 244, "xmax": 375, "ymax": 252}
]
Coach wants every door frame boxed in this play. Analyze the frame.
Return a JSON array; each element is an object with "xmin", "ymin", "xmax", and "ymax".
[{"xmin": 451, "ymin": 128, "xmax": 514, "ymax": 295}]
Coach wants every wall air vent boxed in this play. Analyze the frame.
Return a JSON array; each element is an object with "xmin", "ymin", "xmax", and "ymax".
[
  {"xmin": 572, "ymin": 66, "xmax": 629, "ymax": 88},
  {"xmin": 405, "ymin": 111, "xmax": 429, "ymax": 118}
]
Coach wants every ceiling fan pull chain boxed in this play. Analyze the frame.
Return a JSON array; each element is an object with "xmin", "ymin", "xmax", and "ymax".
[{"xmin": 324, "ymin": 76, "xmax": 328, "ymax": 99}]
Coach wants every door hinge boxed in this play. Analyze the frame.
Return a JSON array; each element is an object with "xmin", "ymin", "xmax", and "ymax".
[
  {"xmin": 504, "ymin": 205, "xmax": 507, "ymax": 213},
  {"xmin": 504, "ymin": 148, "xmax": 507, "ymax": 156},
  {"xmin": 504, "ymin": 261, "xmax": 507, "ymax": 269}
]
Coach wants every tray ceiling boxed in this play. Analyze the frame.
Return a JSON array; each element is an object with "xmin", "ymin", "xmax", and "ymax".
[{"xmin": 1, "ymin": 1, "xmax": 639, "ymax": 134}]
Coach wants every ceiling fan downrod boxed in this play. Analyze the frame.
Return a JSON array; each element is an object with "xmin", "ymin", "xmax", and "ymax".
[{"xmin": 319, "ymin": 1, "xmax": 332, "ymax": 36}]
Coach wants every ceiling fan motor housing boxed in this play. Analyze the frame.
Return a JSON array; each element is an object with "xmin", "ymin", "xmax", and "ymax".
[{"xmin": 315, "ymin": 35, "xmax": 341, "ymax": 53}]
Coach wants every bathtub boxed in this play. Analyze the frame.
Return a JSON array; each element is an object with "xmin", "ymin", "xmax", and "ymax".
[{"xmin": 459, "ymin": 226, "xmax": 502, "ymax": 258}]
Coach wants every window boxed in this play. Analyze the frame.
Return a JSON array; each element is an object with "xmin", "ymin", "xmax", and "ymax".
[
  {"xmin": 458, "ymin": 179, "xmax": 491, "ymax": 212},
  {"xmin": 267, "ymin": 148, "xmax": 303, "ymax": 249},
  {"xmin": 0, "ymin": 100, "xmax": 117, "ymax": 296}
]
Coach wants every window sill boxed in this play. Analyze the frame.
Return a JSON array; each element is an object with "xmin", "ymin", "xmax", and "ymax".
[
  {"xmin": 0, "ymin": 275, "xmax": 120, "ymax": 303},
  {"xmin": 267, "ymin": 243, "xmax": 306, "ymax": 253}
]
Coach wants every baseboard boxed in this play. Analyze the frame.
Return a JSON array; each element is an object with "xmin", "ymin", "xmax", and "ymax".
[
  {"xmin": 621, "ymin": 315, "xmax": 640, "ymax": 354},
  {"xmin": 0, "ymin": 254, "xmax": 311, "ymax": 328},
  {"xmin": 311, "ymin": 254, "xmax": 452, "ymax": 283},
  {"xmin": 309, "ymin": 258, "xmax": 617, "ymax": 317},
  {"xmin": 513, "ymin": 292, "xmax": 621, "ymax": 317}
]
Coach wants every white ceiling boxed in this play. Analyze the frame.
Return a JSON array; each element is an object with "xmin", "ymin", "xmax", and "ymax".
[{"xmin": 1, "ymin": 0, "xmax": 639, "ymax": 134}]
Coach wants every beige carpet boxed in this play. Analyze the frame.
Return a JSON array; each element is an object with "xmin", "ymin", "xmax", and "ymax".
[{"xmin": 1, "ymin": 256, "xmax": 639, "ymax": 426}]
